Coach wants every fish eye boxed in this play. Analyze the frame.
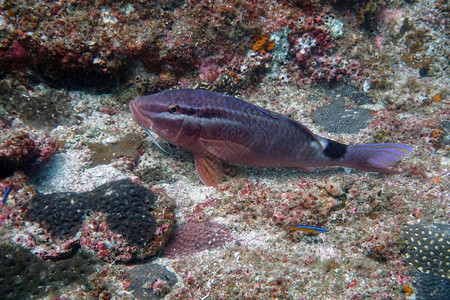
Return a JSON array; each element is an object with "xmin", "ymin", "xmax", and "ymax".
[{"xmin": 168, "ymin": 105, "xmax": 180, "ymax": 113}]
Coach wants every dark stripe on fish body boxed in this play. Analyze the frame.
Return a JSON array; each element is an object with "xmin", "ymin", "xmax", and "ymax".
[
  {"xmin": 184, "ymin": 93, "xmax": 321, "ymax": 161},
  {"xmin": 175, "ymin": 105, "xmax": 196, "ymax": 116},
  {"xmin": 172, "ymin": 92, "xmax": 268, "ymax": 123}
]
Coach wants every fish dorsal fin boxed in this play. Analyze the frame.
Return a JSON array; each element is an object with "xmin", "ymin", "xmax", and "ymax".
[
  {"xmin": 255, "ymin": 107, "xmax": 319, "ymax": 147},
  {"xmin": 194, "ymin": 156, "xmax": 222, "ymax": 186},
  {"xmin": 254, "ymin": 107, "xmax": 324, "ymax": 152},
  {"xmin": 285, "ymin": 117, "xmax": 324, "ymax": 152},
  {"xmin": 198, "ymin": 137, "xmax": 252, "ymax": 162},
  {"xmin": 255, "ymin": 106, "xmax": 281, "ymax": 120}
]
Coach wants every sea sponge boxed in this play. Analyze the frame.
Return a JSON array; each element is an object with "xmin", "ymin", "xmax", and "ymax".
[{"xmin": 252, "ymin": 35, "xmax": 276, "ymax": 54}]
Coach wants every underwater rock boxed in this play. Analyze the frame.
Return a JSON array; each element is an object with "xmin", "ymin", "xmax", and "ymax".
[
  {"xmin": 127, "ymin": 263, "xmax": 178, "ymax": 300},
  {"xmin": 24, "ymin": 179, "xmax": 175, "ymax": 262},
  {"xmin": 0, "ymin": 127, "xmax": 59, "ymax": 179}
]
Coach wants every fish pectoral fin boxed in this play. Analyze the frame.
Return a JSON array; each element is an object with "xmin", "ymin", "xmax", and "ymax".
[
  {"xmin": 294, "ymin": 166, "xmax": 314, "ymax": 171},
  {"xmin": 194, "ymin": 156, "xmax": 222, "ymax": 186},
  {"xmin": 199, "ymin": 138, "xmax": 251, "ymax": 162}
]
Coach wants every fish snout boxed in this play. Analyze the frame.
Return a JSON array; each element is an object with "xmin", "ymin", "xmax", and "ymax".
[{"xmin": 130, "ymin": 99, "xmax": 152, "ymax": 130}]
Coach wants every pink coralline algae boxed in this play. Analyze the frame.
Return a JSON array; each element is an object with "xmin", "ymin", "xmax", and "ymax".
[
  {"xmin": 162, "ymin": 221, "xmax": 234, "ymax": 258},
  {"xmin": 0, "ymin": 126, "xmax": 58, "ymax": 179},
  {"xmin": 226, "ymin": 179, "xmax": 342, "ymax": 232},
  {"xmin": 0, "ymin": 0, "xmax": 365, "ymax": 92},
  {"xmin": 198, "ymin": 58, "xmax": 223, "ymax": 83}
]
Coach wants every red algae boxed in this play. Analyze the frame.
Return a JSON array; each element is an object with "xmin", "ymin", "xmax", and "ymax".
[{"xmin": 0, "ymin": 125, "xmax": 59, "ymax": 178}]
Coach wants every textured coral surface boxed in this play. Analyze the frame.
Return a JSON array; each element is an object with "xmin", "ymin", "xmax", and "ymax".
[
  {"xmin": 22, "ymin": 179, "xmax": 175, "ymax": 262},
  {"xmin": 162, "ymin": 221, "xmax": 235, "ymax": 258},
  {"xmin": 0, "ymin": 0, "xmax": 449, "ymax": 299}
]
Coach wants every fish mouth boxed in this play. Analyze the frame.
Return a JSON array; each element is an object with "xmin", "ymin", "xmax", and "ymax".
[
  {"xmin": 130, "ymin": 99, "xmax": 152, "ymax": 130},
  {"xmin": 130, "ymin": 99, "xmax": 170, "ymax": 154}
]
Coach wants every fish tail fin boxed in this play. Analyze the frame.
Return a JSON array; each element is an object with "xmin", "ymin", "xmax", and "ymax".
[{"xmin": 339, "ymin": 143, "xmax": 413, "ymax": 173}]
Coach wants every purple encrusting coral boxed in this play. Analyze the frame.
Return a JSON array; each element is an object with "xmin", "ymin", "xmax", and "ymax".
[{"xmin": 0, "ymin": 0, "xmax": 448, "ymax": 299}]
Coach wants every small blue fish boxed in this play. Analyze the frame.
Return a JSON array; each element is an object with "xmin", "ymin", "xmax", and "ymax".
[
  {"xmin": 2, "ymin": 187, "xmax": 11, "ymax": 205},
  {"xmin": 289, "ymin": 225, "xmax": 328, "ymax": 233}
]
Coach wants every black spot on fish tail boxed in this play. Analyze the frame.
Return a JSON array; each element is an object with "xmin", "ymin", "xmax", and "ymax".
[{"xmin": 324, "ymin": 139, "xmax": 348, "ymax": 159}]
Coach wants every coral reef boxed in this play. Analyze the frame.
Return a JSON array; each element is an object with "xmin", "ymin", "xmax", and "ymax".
[
  {"xmin": 0, "ymin": 125, "xmax": 59, "ymax": 179},
  {"xmin": 0, "ymin": 0, "xmax": 368, "ymax": 94},
  {"xmin": 162, "ymin": 221, "xmax": 234, "ymax": 258},
  {"xmin": 0, "ymin": 243, "xmax": 98, "ymax": 300},
  {"xmin": 402, "ymin": 223, "xmax": 449, "ymax": 299},
  {"xmin": 0, "ymin": 0, "xmax": 448, "ymax": 298},
  {"xmin": 23, "ymin": 179, "xmax": 175, "ymax": 262},
  {"xmin": 0, "ymin": 172, "xmax": 35, "ymax": 227},
  {"xmin": 207, "ymin": 178, "xmax": 344, "ymax": 233}
]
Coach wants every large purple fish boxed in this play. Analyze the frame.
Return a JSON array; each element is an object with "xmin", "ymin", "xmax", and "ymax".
[{"xmin": 130, "ymin": 89, "xmax": 413, "ymax": 186}]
